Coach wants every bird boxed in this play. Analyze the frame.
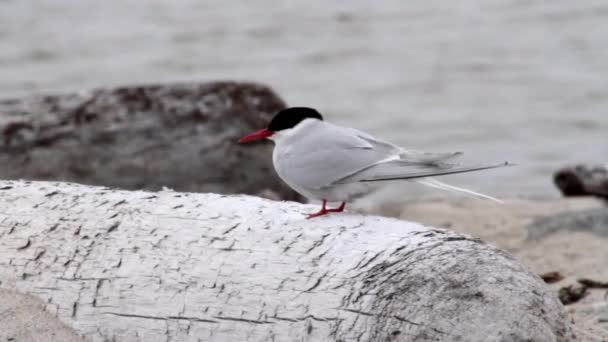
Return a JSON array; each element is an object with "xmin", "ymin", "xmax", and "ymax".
[{"xmin": 239, "ymin": 107, "xmax": 512, "ymax": 219}]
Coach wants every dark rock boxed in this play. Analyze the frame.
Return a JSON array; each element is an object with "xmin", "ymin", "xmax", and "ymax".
[
  {"xmin": 554, "ymin": 164, "xmax": 608, "ymax": 200},
  {"xmin": 0, "ymin": 81, "xmax": 303, "ymax": 201},
  {"xmin": 558, "ymin": 284, "xmax": 588, "ymax": 305},
  {"xmin": 540, "ymin": 271, "xmax": 564, "ymax": 284}
]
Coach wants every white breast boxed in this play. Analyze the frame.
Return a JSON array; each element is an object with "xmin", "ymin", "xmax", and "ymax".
[{"xmin": 270, "ymin": 119, "xmax": 378, "ymax": 202}]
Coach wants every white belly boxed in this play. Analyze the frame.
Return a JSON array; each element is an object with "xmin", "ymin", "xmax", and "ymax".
[
  {"xmin": 273, "ymin": 149, "xmax": 373, "ymax": 201},
  {"xmin": 271, "ymin": 130, "xmax": 377, "ymax": 202}
]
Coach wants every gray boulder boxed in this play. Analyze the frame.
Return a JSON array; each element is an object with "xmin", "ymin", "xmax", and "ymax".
[{"xmin": 0, "ymin": 81, "xmax": 302, "ymax": 201}]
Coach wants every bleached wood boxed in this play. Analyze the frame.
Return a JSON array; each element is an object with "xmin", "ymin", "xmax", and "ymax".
[{"xmin": 0, "ymin": 180, "xmax": 572, "ymax": 341}]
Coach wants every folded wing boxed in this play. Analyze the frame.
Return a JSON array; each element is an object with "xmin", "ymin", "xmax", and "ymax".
[{"xmin": 332, "ymin": 160, "xmax": 510, "ymax": 184}]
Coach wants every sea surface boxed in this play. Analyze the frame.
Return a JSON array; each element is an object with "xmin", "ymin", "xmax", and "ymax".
[{"xmin": 1, "ymin": 0, "xmax": 607, "ymax": 197}]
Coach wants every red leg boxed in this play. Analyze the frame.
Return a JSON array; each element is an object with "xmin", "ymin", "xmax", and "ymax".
[
  {"xmin": 306, "ymin": 201, "xmax": 346, "ymax": 219},
  {"xmin": 306, "ymin": 200, "xmax": 329, "ymax": 219},
  {"xmin": 327, "ymin": 202, "xmax": 346, "ymax": 213}
]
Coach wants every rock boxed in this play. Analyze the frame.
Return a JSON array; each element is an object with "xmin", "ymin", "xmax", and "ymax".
[
  {"xmin": 558, "ymin": 285, "xmax": 588, "ymax": 305},
  {"xmin": 554, "ymin": 164, "xmax": 608, "ymax": 200},
  {"xmin": 600, "ymin": 307, "xmax": 608, "ymax": 324},
  {"xmin": 540, "ymin": 271, "xmax": 565, "ymax": 284},
  {"xmin": 0, "ymin": 81, "xmax": 302, "ymax": 201},
  {"xmin": 527, "ymin": 207, "xmax": 608, "ymax": 239},
  {"xmin": 0, "ymin": 180, "xmax": 573, "ymax": 342}
]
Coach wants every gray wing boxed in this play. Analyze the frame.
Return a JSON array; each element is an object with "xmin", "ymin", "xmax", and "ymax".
[
  {"xmin": 276, "ymin": 123, "xmax": 396, "ymax": 190},
  {"xmin": 350, "ymin": 127, "xmax": 463, "ymax": 164},
  {"xmin": 332, "ymin": 160, "xmax": 509, "ymax": 184},
  {"xmin": 278, "ymin": 122, "xmax": 463, "ymax": 189}
]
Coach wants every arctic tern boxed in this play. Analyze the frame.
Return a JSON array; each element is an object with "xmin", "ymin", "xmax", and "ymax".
[{"xmin": 239, "ymin": 107, "xmax": 511, "ymax": 219}]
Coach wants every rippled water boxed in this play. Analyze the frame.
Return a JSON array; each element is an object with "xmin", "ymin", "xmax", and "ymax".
[{"xmin": 1, "ymin": 0, "xmax": 606, "ymax": 197}]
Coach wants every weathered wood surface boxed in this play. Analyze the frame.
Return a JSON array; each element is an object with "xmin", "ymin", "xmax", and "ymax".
[
  {"xmin": 0, "ymin": 180, "xmax": 572, "ymax": 342},
  {"xmin": 0, "ymin": 81, "xmax": 302, "ymax": 201}
]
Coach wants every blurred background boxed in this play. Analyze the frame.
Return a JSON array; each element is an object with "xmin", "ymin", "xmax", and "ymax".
[
  {"xmin": 1, "ymin": 2, "xmax": 607, "ymax": 339},
  {"xmin": 0, "ymin": 0, "xmax": 606, "ymax": 197}
]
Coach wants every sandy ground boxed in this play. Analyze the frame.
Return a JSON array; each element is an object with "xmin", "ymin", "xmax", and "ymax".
[
  {"xmin": 367, "ymin": 196, "xmax": 608, "ymax": 341},
  {"xmin": 0, "ymin": 289, "xmax": 84, "ymax": 342}
]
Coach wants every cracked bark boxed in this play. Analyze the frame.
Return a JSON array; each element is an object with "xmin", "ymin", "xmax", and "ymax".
[
  {"xmin": 0, "ymin": 81, "xmax": 302, "ymax": 201},
  {"xmin": 0, "ymin": 180, "xmax": 573, "ymax": 342}
]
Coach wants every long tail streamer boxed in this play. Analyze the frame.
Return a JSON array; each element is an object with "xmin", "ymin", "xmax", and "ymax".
[{"xmin": 416, "ymin": 177, "xmax": 503, "ymax": 203}]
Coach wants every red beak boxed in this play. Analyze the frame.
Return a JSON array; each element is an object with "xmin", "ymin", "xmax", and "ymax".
[{"xmin": 238, "ymin": 128, "xmax": 274, "ymax": 143}]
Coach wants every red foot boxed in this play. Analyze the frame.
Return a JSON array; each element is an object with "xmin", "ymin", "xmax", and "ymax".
[{"xmin": 306, "ymin": 200, "xmax": 346, "ymax": 219}]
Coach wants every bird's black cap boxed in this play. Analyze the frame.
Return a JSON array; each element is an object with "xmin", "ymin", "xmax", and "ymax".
[{"xmin": 267, "ymin": 107, "xmax": 323, "ymax": 132}]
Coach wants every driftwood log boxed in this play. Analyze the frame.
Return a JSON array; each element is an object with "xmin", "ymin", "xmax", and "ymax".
[
  {"xmin": 0, "ymin": 180, "xmax": 572, "ymax": 342},
  {"xmin": 0, "ymin": 81, "xmax": 301, "ymax": 201}
]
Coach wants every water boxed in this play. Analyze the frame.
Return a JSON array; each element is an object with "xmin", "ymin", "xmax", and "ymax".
[{"xmin": 1, "ymin": 0, "xmax": 607, "ymax": 197}]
